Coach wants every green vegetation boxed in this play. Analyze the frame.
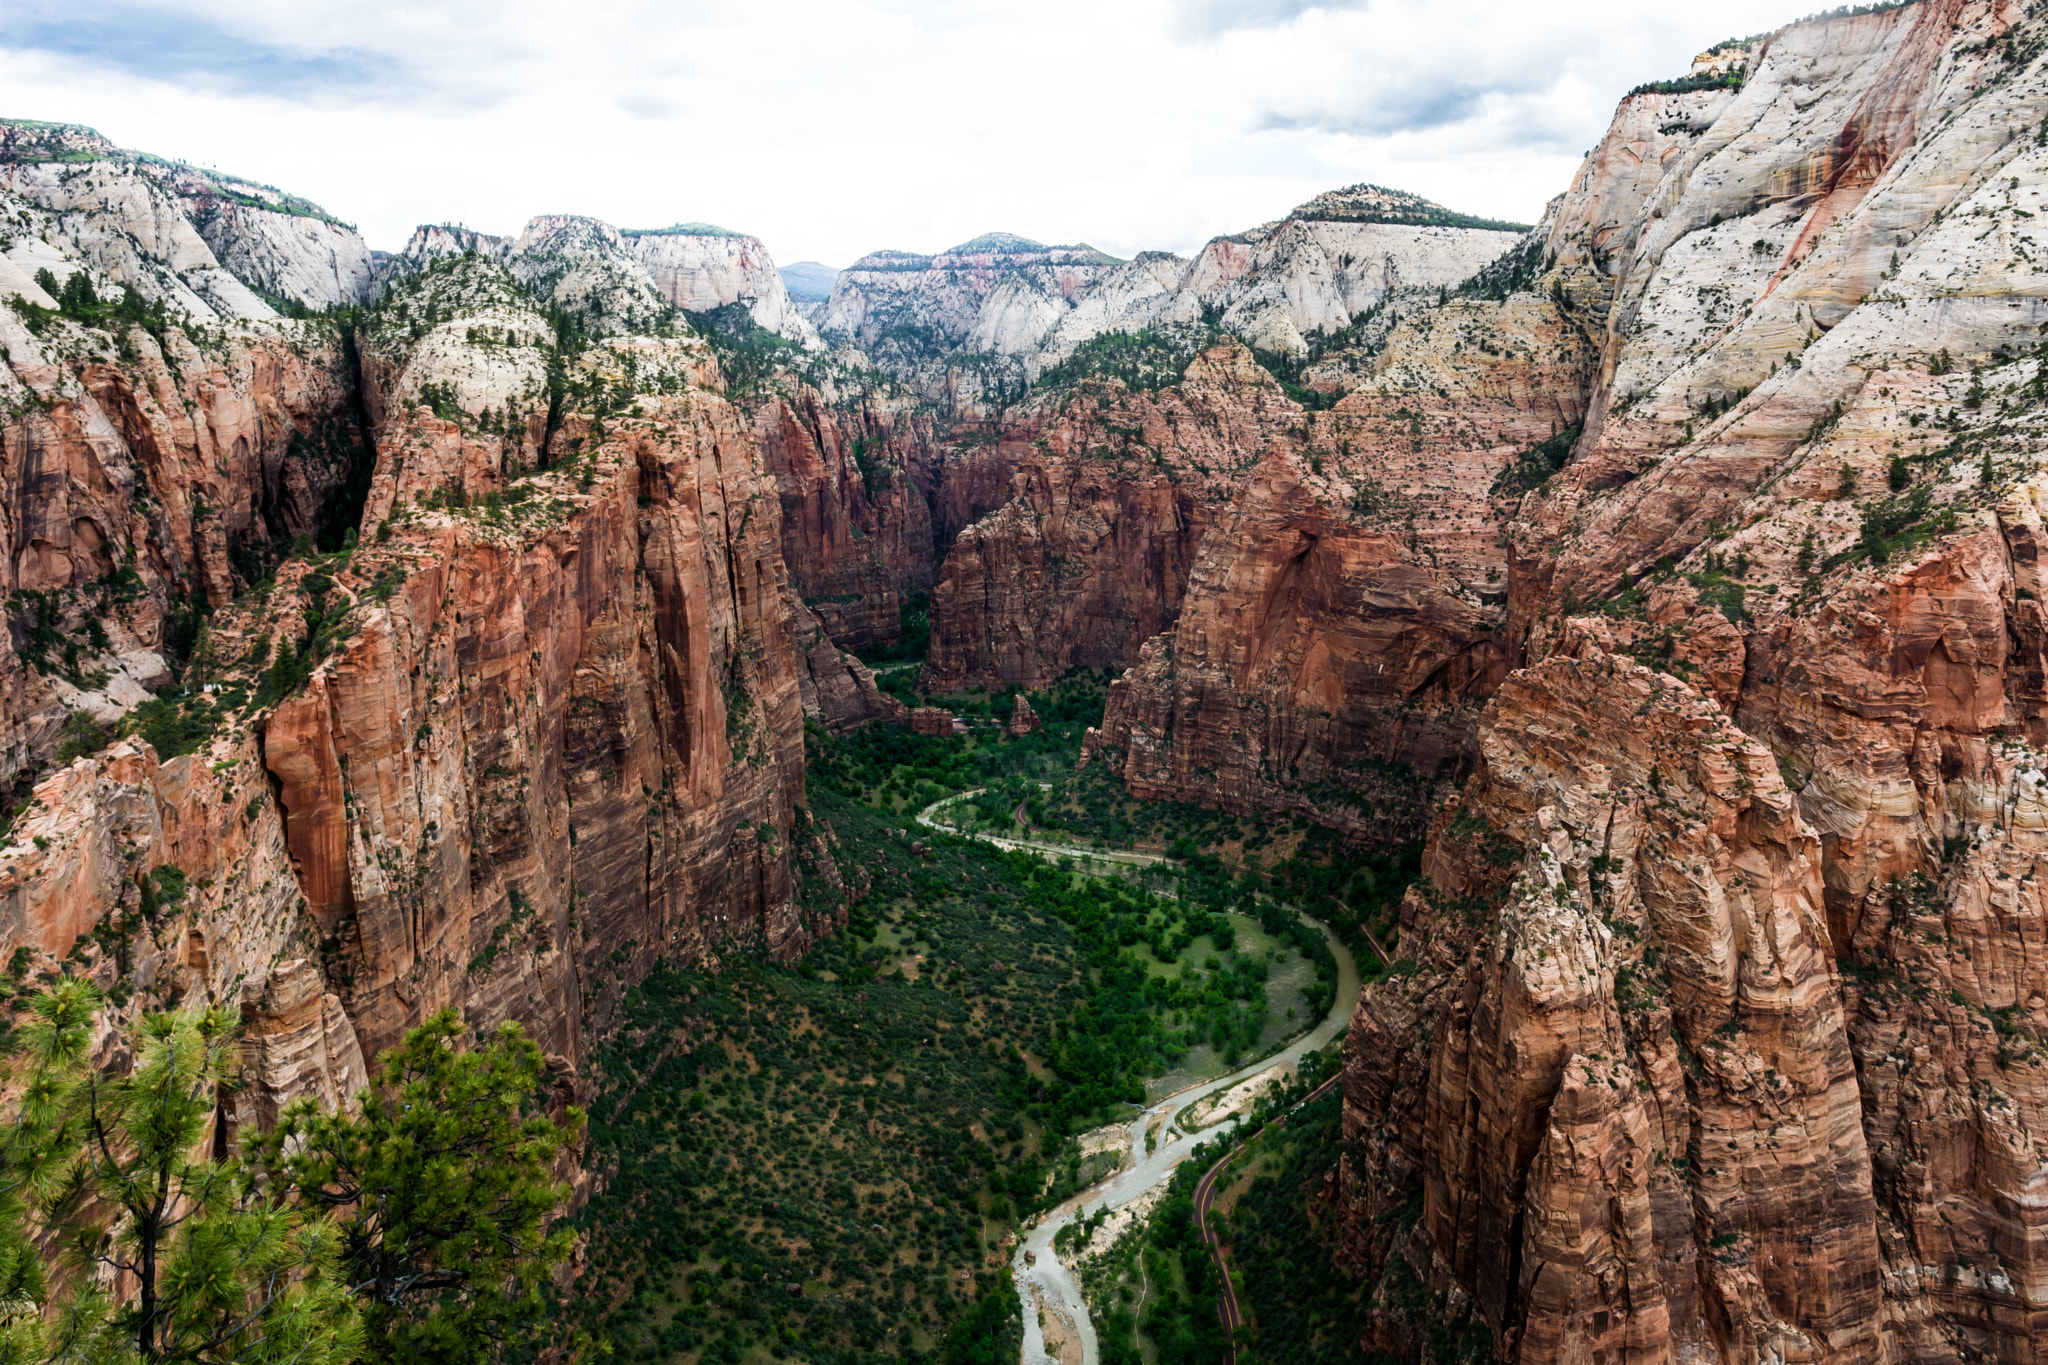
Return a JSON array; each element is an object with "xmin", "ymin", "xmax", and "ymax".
[
  {"xmin": 1250, "ymin": 346, "xmax": 1344, "ymax": 411},
  {"xmin": 1627, "ymin": 69, "xmax": 1746, "ymax": 98},
  {"xmin": 1290, "ymin": 184, "xmax": 1531, "ymax": 234},
  {"xmin": 623, "ymin": 223, "xmax": 743, "ymax": 238},
  {"xmin": 570, "ymin": 684, "xmax": 1387, "ymax": 1363},
  {"xmin": 1033, "ymin": 324, "xmax": 1219, "ymax": 395},
  {"xmin": 253, "ymin": 1011, "xmax": 585, "ymax": 1365},
  {"xmin": 1458, "ymin": 230, "xmax": 1546, "ymax": 302},
  {"xmin": 1078, "ymin": 1051, "xmax": 1345, "ymax": 1364},
  {"xmin": 11, "ymin": 267, "xmax": 171, "ymax": 342},
  {"xmin": 1227, "ymin": 1082, "xmax": 1380, "ymax": 1363},
  {"xmin": 853, "ymin": 592, "xmax": 932, "ymax": 669},
  {"xmin": 0, "ymin": 984, "xmax": 584, "ymax": 1365},
  {"xmin": 7, "ymin": 587, "xmax": 110, "ymax": 686},
  {"xmin": 0, "ymin": 981, "xmax": 361, "ymax": 1365},
  {"xmin": 1490, "ymin": 425, "xmax": 1581, "ymax": 497}
]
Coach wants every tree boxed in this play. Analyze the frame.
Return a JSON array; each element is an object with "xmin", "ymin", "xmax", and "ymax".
[
  {"xmin": 0, "ymin": 980, "xmax": 360, "ymax": 1365},
  {"xmin": 252, "ymin": 1011, "xmax": 584, "ymax": 1365}
]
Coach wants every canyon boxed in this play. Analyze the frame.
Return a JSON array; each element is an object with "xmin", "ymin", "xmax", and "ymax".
[{"xmin": 5, "ymin": 0, "xmax": 2048, "ymax": 1360}]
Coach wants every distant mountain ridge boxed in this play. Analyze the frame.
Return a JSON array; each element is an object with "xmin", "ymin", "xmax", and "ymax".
[
  {"xmin": 0, "ymin": 114, "xmax": 1527, "ymax": 414},
  {"xmin": 778, "ymin": 260, "xmax": 840, "ymax": 302}
]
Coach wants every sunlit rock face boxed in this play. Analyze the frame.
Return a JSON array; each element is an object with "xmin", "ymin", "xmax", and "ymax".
[{"xmin": 0, "ymin": 133, "xmax": 895, "ymax": 1128}]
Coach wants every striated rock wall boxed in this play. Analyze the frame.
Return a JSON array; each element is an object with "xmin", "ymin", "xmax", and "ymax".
[
  {"xmin": 0, "ymin": 300, "xmax": 366, "ymax": 781},
  {"xmin": 1341, "ymin": 640, "xmax": 1881, "ymax": 1364},
  {"xmin": 1315, "ymin": 3, "xmax": 2048, "ymax": 1360},
  {"xmin": 921, "ymin": 340, "xmax": 1302, "ymax": 693},
  {"xmin": 1085, "ymin": 293, "xmax": 1594, "ymax": 833},
  {"xmin": 0, "ymin": 197, "xmax": 886, "ymax": 1133},
  {"xmin": 752, "ymin": 390, "xmax": 941, "ymax": 649}
]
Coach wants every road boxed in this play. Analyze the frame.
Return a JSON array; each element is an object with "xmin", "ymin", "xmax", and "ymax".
[
  {"xmin": 916, "ymin": 790, "xmax": 1174, "ymax": 871},
  {"xmin": 1190, "ymin": 1072, "xmax": 1344, "ymax": 1364},
  {"xmin": 909, "ymin": 792, "xmax": 1361, "ymax": 1365}
]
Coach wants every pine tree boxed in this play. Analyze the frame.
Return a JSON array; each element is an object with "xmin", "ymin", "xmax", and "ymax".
[
  {"xmin": 251, "ymin": 1011, "xmax": 584, "ymax": 1365},
  {"xmin": 0, "ymin": 981, "xmax": 360, "ymax": 1365}
]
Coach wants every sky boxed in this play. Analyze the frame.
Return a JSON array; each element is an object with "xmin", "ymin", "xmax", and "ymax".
[{"xmin": 0, "ymin": 0, "xmax": 1807, "ymax": 267}]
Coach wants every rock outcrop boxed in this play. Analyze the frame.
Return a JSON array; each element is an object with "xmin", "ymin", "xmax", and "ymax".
[
  {"xmin": 1341, "ymin": 640, "xmax": 1881, "ymax": 1364},
  {"xmin": 1301, "ymin": 3, "xmax": 2048, "ymax": 1360},
  {"xmin": 627, "ymin": 226, "xmax": 823, "ymax": 348},
  {"xmin": 920, "ymin": 340, "xmax": 1304, "ymax": 693}
]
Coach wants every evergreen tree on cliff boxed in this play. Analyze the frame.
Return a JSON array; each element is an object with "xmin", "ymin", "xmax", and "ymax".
[
  {"xmin": 0, "ymin": 980, "xmax": 361, "ymax": 1365},
  {"xmin": 251, "ymin": 1011, "xmax": 585, "ymax": 1365}
]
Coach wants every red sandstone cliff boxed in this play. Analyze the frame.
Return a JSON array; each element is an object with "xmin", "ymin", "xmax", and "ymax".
[
  {"xmin": 0, "ymin": 240, "xmax": 888, "ymax": 1119},
  {"xmin": 753, "ymin": 389, "xmax": 941, "ymax": 650},
  {"xmin": 1316, "ymin": 3, "xmax": 2048, "ymax": 1360},
  {"xmin": 921, "ymin": 339, "xmax": 1302, "ymax": 693}
]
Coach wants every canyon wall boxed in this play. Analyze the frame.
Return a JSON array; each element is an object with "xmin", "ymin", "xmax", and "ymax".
[
  {"xmin": 1084, "ymin": 292, "xmax": 1594, "ymax": 834},
  {"xmin": 1285, "ymin": 3, "xmax": 2048, "ymax": 1360},
  {"xmin": 920, "ymin": 339, "xmax": 1301, "ymax": 693},
  {"xmin": 0, "ymin": 150, "xmax": 894, "ymax": 1130}
]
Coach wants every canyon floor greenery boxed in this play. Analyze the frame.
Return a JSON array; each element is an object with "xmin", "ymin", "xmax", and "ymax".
[{"xmin": 567, "ymin": 684, "xmax": 1411, "ymax": 1365}]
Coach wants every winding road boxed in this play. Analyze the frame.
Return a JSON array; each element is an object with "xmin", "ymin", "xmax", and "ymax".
[
  {"xmin": 912, "ymin": 792, "xmax": 1362, "ymax": 1365},
  {"xmin": 1191, "ymin": 1072, "xmax": 1344, "ymax": 1364}
]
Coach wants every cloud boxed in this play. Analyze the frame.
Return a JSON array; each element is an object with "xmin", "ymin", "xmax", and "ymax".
[
  {"xmin": 1170, "ymin": 0, "xmax": 1366, "ymax": 37},
  {"xmin": 0, "ymin": 1, "xmax": 407, "ymax": 99},
  {"xmin": 0, "ymin": 0, "xmax": 1804, "ymax": 265}
]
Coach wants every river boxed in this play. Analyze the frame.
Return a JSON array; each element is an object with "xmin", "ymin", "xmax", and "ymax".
[{"xmin": 912, "ymin": 792, "xmax": 1362, "ymax": 1365}]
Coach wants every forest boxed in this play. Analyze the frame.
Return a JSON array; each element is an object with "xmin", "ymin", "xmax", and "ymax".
[{"xmin": 566, "ymin": 674, "xmax": 1412, "ymax": 1364}]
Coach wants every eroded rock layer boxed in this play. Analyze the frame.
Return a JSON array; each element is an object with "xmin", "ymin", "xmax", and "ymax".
[{"xmin": 1308, "ymin": 3, "xmax": 2048, "ymax": 1360}]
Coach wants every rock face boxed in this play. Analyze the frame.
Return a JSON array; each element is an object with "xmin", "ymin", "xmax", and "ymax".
[
  {"xmin": 374, "ymin": 218, "xmax": 823, "ymax": 348},
  {"xmin": 1268, "ymin": 3, "xmax": 2048, "ymax": 1360},
  {"xmin": 626, "ymin": 227, "xmax": 823, "ymax": 349},
  {"xmin": 169, "ymin": 167, "xmax": 373, "ymax": 310},
  {"xmin": 0, "ymin": 145, "xmax": 893, "ymax": 1137},
  {"xmin": 0, "ymin": 292, "xmax": 366, "ymax": 778},
  {"xmin": 817, "ymin": 233, "xmax": 1122, "ymax": 387},
  {"xmin": 259, "ymin": 377, "xmax": 819, "ymax": 1063},
  {"xmin": 752, "ymin": 390, "xmax": 942, "ymax": 649},
  {"xmin": 0, "ymin": 120, "xmax": 371, "ymax": 316},
  {"xmin": 1341, "ymin": 639, "xmax": 1881, "ymax": 1364},
  {"xmin": 921, "ymin": 340, "xmax": 1304, "ymax": 693},
  {"xmin": 1083, "ymin": 293, "xmax": 1594, "ymax": 834}
]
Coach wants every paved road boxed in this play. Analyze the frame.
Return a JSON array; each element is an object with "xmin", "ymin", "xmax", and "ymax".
[
  {"xmin": 913, "ymin": 787, "xmax": 1364, "ymax": 1365},
  {"xmin": 916, "ymin": 791, "xmax": 1173, "ymax": 871},
  {"xmin": 1010, "ymin": 943, "xmax": 1357, "ymax": 1365},
  {"xmin": 1190, "ymin": 1072, "xmax": 1344, "ymax": 1364}
]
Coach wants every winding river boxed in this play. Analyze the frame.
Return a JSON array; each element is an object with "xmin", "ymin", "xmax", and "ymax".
[{"xmin": 913, "ymin": 793, "xmax": 1363, "ymax": 1365}]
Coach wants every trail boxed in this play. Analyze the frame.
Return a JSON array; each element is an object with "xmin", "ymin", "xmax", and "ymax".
[{"xmin": 911, "ymin": 792, "xmax": 1361, "ymax": 1365}]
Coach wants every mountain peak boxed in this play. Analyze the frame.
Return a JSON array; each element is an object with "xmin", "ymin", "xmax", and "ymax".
[
  {"xmin": 1289, "ymin": 183, "xmax": 1531, "ymax": 233},
  {"xmin": 942, "ymin": 231, "xmax": 1050, "ymax": 255}
]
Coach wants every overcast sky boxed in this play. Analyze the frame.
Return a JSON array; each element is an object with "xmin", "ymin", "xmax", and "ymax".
[{"xmin": 0, "ymin": 0, "xmax": 1805, "ymax": 266}]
